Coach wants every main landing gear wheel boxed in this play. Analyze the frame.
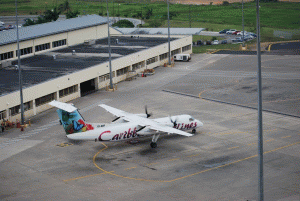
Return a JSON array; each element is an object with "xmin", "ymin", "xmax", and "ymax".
[
  {"xmin": 192, "ymin": 129, "xmax": 196, "ymax": 134},
  {"xmin": 150, "ymin": 142, "xmax": 157, "ymax": 148},
  {"xmin": 150, "ymin": 134, "xmax": 160, "ymax": 148}
]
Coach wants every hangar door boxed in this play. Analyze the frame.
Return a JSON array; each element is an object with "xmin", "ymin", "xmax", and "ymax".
[{"xmin": 80, "ymin": 78, "xmax": 96, "ymax": 97}]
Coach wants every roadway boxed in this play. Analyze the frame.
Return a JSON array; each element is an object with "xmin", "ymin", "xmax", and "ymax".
[{"xmin": 0, "ymin": 54, "xmax": 299, "ymax": 201}]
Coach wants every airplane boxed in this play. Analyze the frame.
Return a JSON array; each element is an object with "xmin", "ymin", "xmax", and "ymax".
[{"xmin": 49, "ymin": 100, "xmax": 203, "ymax": 148}]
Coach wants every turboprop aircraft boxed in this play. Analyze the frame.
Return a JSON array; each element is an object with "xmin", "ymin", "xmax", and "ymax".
[{"xmin": 49, "ymin": 100, "xmax": 203, "ymax": 148}]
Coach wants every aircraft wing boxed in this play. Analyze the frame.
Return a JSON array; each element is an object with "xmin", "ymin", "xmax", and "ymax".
[
  {"xmin": 99, "ymin": 104, "xmax": 193, "ymax": 137},
  {"xmin": 148, "ymin": 124, "xmax": 193, "ymax": 136},
  {"xmin": 49, "ymin": 100, "xmax": 77, "ymax": 113},
  {"xmin": 99, "ymin": 104, "xmax": 127, "ymax": 117}
]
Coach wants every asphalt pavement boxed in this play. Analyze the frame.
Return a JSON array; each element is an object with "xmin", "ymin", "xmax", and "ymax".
[{"xmin": 0, "ymin": 54, "xmax": 299, "ymax": 201}]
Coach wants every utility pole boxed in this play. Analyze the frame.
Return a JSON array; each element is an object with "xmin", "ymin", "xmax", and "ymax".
[
  {"xmin": 242, "ymin": 0, "xmax": 245, "ymax": 46},
  {"xmin": 15, "ymin": 0, "xmax": 25, "ymax": 125},
  {"xmin": 167, "ymin": 0, "xmax": 171, "ymax": 65},
  {"xmin": 141, "ymin": 5, "xmax": 143, "ymax": 26},
  {"xmin": 256, "ymin": 0, "xmax": 263, "ymax": 200},
  {"xmin": 106, "ymin": 0, "xmax": 113, "ymax": 90},
  {"xmin": 189, "ymin": 5, "xmax": 191, "ymax": 28}
]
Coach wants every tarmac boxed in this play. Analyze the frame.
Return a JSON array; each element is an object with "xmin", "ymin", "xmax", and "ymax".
[{"xmin": 0, "ymin": 53, "xmax": 299, "ymax": 201}]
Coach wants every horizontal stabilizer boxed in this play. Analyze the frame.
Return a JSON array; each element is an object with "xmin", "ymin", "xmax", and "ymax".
[{"xmin": 49, "ymin": 100, "xmax": 77, "ymax": 113}]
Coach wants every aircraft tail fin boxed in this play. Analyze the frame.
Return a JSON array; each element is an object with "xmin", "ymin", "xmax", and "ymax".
[{"xmin": 49, "ymin": 101, "xmax": 94, "ymax": 134}]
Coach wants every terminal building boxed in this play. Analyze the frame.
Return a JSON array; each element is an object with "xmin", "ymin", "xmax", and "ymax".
[{"xmin": 0, "ymin": 15, "xmax": 192, "ymax": 123}]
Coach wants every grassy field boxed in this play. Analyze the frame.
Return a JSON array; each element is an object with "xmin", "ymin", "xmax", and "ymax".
[
  {"xmin": 1, "ymin": 0, "xmax": 299, "ymax": 52},
  {"xmin": 1, "ymin": 1, "xmax": 299, "ymax": 29}
]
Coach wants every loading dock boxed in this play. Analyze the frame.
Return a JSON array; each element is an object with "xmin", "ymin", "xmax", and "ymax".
[{"xmin": 80, "ymin": 78, "xmax": 96, "ymax": 97}]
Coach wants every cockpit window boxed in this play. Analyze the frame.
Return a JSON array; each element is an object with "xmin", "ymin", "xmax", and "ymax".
[{"xmin": 189, "ymin": 117, "xmax": 194, "ymax": 121}]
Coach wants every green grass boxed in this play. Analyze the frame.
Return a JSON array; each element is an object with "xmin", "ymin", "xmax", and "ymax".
[
  {"xmin": 1, "ymin": 1, "xmax": 299, "ymax": 29},
  {"xmin": 1, "ymin": 0, "xmax": 299, "ymax": 50},
  {"xmin": 192, "ymin": 43, "xmax": 242, "ymax": 54}
]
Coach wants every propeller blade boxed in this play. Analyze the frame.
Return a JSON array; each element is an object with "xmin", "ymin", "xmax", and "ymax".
[
  {"xmin": 137, "ymin": 126, "xmax": 146, "ymax": 132},
  {"xmin": 112, "ymin": 117, "xmax": 120, "ymax": 122},
  {"xmin": 169, "ymin": 116, "xmax": 178, "ymax": 127},
  {"xmin": 145, "ymin": 105, "xmax": 152, "ymax": 118}
]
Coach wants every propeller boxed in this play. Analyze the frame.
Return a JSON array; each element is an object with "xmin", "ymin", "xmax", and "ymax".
[
  {"xmin": 169, "ymin": 116, "xmax": 178, "ymax": 128},
  {"xmin": 112, "ymin": 117, "xmax": 120, "ymax": 122},
  {"xmin": 145, "ymin": 105, "xmax": 152, "ymax": 118}
]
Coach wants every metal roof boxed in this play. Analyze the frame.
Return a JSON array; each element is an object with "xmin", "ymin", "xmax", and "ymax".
[
  {"xmin": 115, "ymin": 28, "xmax": 205, "ymax": 35},
  {"xmin": 0, "ymin": 36, "xmax": 177, "ymax": 96},
  {"xmin": 0, "ymin": 15, "xmax": 108, "ymax": 46}
]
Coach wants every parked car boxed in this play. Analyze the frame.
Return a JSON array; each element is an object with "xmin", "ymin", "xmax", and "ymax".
[
  {"xmin": 237, "ymin": 31, "xmax": 247, "ymax": 36},
  {"xmin": 0, "ymin": 21, "xmax": 4, "ymax": 26},
  {"xmin": 212, "ymin": 40, "xmax": 219, "ymax": 45},
  {"xmin": 219, "ymin": 29, "xmax": 229, "ymax": 34},
  {"xmin": 221, "ymin": 40, "xmax": 227, "ymax": 44},
  {"xmin": 7, "ymin": 25, "xmax": 14, "ymax": 29},
  {"xmin": 249, "ymin": 33, "xmax": 257, "ymax": 38},
  {"xmin": 232, "ymin": 31, "xmax": 241, "ymax": 35},
  {"xmin": 206, "ymin": 41, "xmax": 212, "ymax": 45},
  {"xmin": 226, "ymin": 29, "xmax": 237, "ymax": 34},
  {"xmin": 196, "ymin": 40, "xmax": 203, "ymax": 45}
]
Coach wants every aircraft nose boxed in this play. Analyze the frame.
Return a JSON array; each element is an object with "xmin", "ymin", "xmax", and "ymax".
[{"xmin": 197, "ymin": 120, "xmax": 203, "ymax": 127}]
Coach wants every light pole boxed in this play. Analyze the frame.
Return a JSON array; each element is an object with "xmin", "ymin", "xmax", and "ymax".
[
  {"xmin": 118, "ymin": 3, "xmax": 120, "ymax": 21},
  {"xmin": 106, "ymin": 0, "xmax": 113, "ymax": 90},
  {"xmin": 242, "ymin": 0, "xmax": 245, "ymax": 46},
  {"xmin": 189, "ymin": 5, "xmax": 191, "ymax": 28},
  {"xmin": 167, "ymin": 0, "xmax": 171, "ymax": 65},
  {"xmin": 15, "ymin": 0, "xmax": 25, "ymax": 125},
  {"xmin": 256, "ymin": 0, "xmax": 263, "ymax": 200}
]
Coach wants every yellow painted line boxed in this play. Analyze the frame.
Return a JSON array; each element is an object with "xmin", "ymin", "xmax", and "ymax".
[
  {"xmin": 63, "ymin": 171, "xmax": 114, "ymax": 182},
  {"xmin": 125, "ymin": 167, "xmax": 137, "ymax": 170},
  {"xmin": 228, "ymin": 146, "xmax": 239, "ymax": 150},
  {"xmin": 168, "ymin": 158, "xmax": 179, "ymax": 162},
  {"xmin": 92, "ymin": 142, "xmax": 300, "ymax": 183},
  {"xmin": 266, "ymin": 139, "xmax": 275, "ymax": 142},
  {"xmin": 248, "ymin": 143, "xmax": 257, "ymax": 146},
  {"xmin": 281, "ymin": 136, "xmax": 291, "ymax": 139}
]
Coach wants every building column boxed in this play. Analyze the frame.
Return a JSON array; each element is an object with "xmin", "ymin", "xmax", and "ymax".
[{"xmin": 33, "ymin": 99, "xmax": 36, "ymax": 115}]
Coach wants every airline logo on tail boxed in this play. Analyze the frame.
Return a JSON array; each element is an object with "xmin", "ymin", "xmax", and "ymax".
[{"xmin": 57, "ymin": 109, "xmax": 94, "ymax": 134}]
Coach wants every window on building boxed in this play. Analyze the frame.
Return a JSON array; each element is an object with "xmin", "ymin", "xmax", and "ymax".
[
  {"xmin": 35, "ymin": 93, "xmax": 55, "ymax": 107},
  {"xmin": 182, "ymin": 45, "xmax": 191, "ymax": 52},
  {"xmin": 132, "ymin": 61, "xmax": 145, "ymax": 71},
  {"xmin": 0, "ymin": 51, "xmax": 14, "ymax": 61},
  {"xmin": 52, "ymin": 39, "xmax": 67, "ymax": 48},
  {"xmin": 171, "ymin": 48, "xmax": 181, "ymax": 56},
  {"xmin": 16, "ymin": 47, "xmax": 33, "ymax": 56},
  {"xmin": 99, "ymin": 72, "xmax": 115, "ymax": 82},
  {"xmin": 146, "ymin": 56, "xmax": 158, "ymax": 65},
  {"xmin": 35, "ymin": 43, "xmax": 50, "ymax": 52},
  {"xmin": 59, "ymin": 85, "xmax": 78, "ymax": 98},
  {"xmin": 0, "ymin": 110, "xmax": 6, "ymax": 120},
  {"xmin": 159, "ymin": 53, "xmax": 169, "ymax": 61},
  {"xmin": 9, "ymin": 101, "xmax": 32, "ymax": 116},
  {"xmin": 116, "ymin": 66, "xmax": 130, "ymax": 76}
]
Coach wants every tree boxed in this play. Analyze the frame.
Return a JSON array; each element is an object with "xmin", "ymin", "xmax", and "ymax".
[
  {"xmin": 112, "ymin": 19, "xmax": 134, "ymax": 28},
  {"xmin": 66, "ymin": 10, "xmax": 80, "ymax": 19},
  {"xmin": 145, "ymin": 7, "xmax": 153, "ymax": 19},
  {"xmin": 222, "ymin": 1, "xmax": 230, "ymax": 6}
]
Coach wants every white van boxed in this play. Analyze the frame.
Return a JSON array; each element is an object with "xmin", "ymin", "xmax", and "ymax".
[{"xmin": 173, "ymin": 54, "xmax": 191, "ymax": 62}]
